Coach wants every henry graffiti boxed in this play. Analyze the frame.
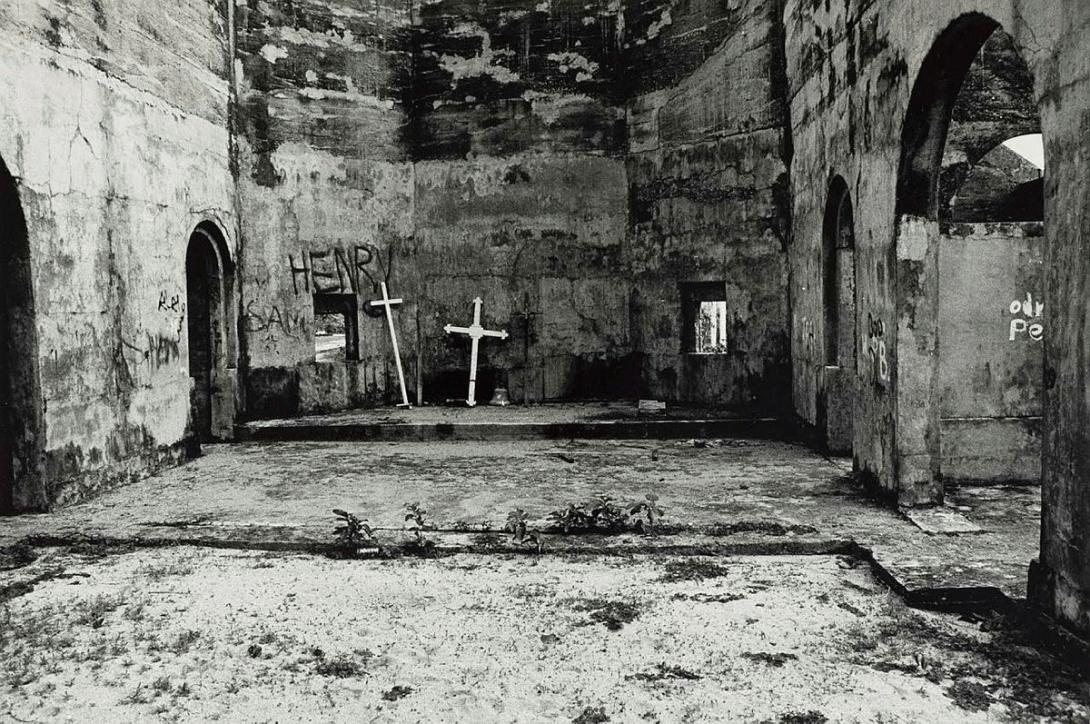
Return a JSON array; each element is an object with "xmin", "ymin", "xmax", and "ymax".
[
  {"xmin": 289, "ymin": 244, "xmax": 381, "ymax": 295},
  {"xmin": 1009, "ymin": 292, "xmax": 1044, "ymax": 342}
]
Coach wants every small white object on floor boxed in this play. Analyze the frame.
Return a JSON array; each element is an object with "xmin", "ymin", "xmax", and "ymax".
[
  {"xmin": 638, "ymin": 399, "xmax": 667, "ymax": 415},
  {"xmin": 901, "ymin": 506, "xmax": 983, "ymax": 535}
]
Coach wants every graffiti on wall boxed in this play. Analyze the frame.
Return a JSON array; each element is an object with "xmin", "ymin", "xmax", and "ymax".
[
  {"xmin": 1009, "ymin": 292, "xmax": 1044, "ymax": 342},
  {"xmin": 288, "ymin": 244, "xmax": 381, "ymax": 295},
  {"xmin": 863, "ymin": 313, "xmax": 889, "ymax": 386},
  {"xmin": 244, "ymin": 301, "xmax": 308, "ymax": 339}
]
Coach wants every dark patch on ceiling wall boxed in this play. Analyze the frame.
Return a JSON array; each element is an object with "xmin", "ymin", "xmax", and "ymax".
[{"xmin": 410, "ymin": 0, "xmax": 626, "ymax": 159}]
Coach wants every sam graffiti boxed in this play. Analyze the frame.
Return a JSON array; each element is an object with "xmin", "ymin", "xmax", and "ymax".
[
  {"xmin": 288, "ymin": 244, "xmax": 380, "ymax": 295},
  {"xmin": 1009, "ymin": 292, "xmax": 1044, "ymax": 342},
  {"xmin": 863, "ymin": 313, "xmax": 889, "ymax": 386},
  {"xmin": 243, "ymin": 301, "xmax": 308, "ymax": 338}
]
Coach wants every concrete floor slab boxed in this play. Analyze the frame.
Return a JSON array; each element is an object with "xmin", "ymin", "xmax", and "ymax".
[{"xmin": 1, "ymin": 439, "xmax": 1042, "ymax": 603}]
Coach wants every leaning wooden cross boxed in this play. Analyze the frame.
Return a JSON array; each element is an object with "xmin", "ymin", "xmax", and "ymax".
[
  {"xmin": 444, "ymin": 297, "xmax": 508, "ymax": 407},
  {"xmin": 369, "ymin": 282, "xmax": 412, "ymax": 408}
]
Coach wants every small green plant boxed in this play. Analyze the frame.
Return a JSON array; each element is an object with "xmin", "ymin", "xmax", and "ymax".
[
  {"xmin": 404, "ymin": 502, "xmax": 435, "ymax": 549},
  {"xmin": 547, "ymin": 503, "xmax": 592, "ymax": 533},
  {"xmin": 333, "ymin": 509, "xmax": 374, "ymax": 554},
  {"xmin": 629, "ymin": 493, "xmax": 665, "ymax": 533},
  {"xmin": 587, "ymin": 493, "xmax": 628, "ymax": 532},
  {"xmin": 504, "ymin": 509, "xmax": 543, "ymax": 552},
  {"xmin": 546, "ymin": 493, "xmax": 643, "ymax": 534}
]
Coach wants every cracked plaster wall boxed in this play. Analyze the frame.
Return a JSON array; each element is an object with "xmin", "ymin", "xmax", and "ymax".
[{"xmin": 0, "ymin": 0, "xmax": 236, "ymax": 510}]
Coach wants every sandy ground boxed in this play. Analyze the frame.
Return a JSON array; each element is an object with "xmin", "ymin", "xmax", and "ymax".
[{"xmin": 1, "ymin": 546, "xmax": 1085, "ymax": 723}]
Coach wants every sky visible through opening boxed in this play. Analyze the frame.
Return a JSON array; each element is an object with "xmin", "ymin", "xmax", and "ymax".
[{"xmin": 1004, "ymin": 133, "xmax": 1044, "ymax": 170}]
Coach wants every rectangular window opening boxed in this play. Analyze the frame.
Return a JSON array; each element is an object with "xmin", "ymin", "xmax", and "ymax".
[
  {"xmin": 314, "ymin": 293, "xmax": 359, "ymax": 362},
  {"xmin": 681, "ymin": 282, "xmax": 730, "ymax": 354}
]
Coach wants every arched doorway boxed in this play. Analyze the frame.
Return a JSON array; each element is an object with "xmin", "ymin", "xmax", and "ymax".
[
  {"xmin": 820, "ymin": 176, "xmax": 857, "ymax": 454},
  {"xmin": 0, "ymin": 155, "xmax": 44, "ymax": 513},
  {"xmin": 894, "ymin": 13, "xmax": 1042, "ymax": 503},
  {"xmin": 185, "ymin": 222, "xmax": 234, "ymax": 446}
]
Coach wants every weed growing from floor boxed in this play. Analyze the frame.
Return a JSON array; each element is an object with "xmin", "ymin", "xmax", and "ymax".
[
  {"xmin": 629, "ymin": 493, "xmax": 664, "ymax": 533},
  {"xmin": 547, "ymin": 492, "xmax": 665, "ymax": 535},
  {"xmin": 404, "ymin": 502, "xmax": 436, "ymax": 551},
  {"xmin": 333, "ymin": 509, "xmax": 375, "ymax": 556},
  {"xmin": 504, "ymin": 509, "xmax": 543, "ymax": 552}
]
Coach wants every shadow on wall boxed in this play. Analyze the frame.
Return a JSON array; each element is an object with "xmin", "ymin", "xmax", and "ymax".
[{"xmin": 0, "ymin": 154, "xmax": 45, "ymax": 513}]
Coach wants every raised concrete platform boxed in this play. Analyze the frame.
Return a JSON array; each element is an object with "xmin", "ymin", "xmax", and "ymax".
[
  {"xmin": 237, "ymin": 402, "xmax": 791, "ymax": 442},
  {"xmin": 1, "ymin": 439, "xmax": 1041, "ymax": 611}
]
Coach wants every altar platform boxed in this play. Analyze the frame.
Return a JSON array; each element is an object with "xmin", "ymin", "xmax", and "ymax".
[{"xmin": 236, "ymin": 401, "xmax": 794, "ymax": 443}]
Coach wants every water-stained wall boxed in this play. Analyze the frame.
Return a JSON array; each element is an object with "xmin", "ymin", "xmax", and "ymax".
[
  {"xmin": 0, "ymin": 0, "xmax": 237, "ymax": 510},
  {"xmin": 626, "ymin": 0, "xmax": 791, "ymax": 410},
  {"xmin": 234, "ymin": 0, "xmax": 791, "ymax": 413},
  {"xmin": 783, "ymin": 0, "xmax": 1090, "ymax": 637},
  {"xmin": 233, "ymin": 0, "xmax": 415, "ymax": 417}
]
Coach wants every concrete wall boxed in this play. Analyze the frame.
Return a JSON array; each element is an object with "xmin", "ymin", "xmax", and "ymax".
[
  {"xmin": 233, "ymin": 0, "xmax": 415, "ymax": 417},
  {"xmin": 234, "ymin": 0, "xmax": 790, "ymax": 414},
  {"xmin": 625, "ymin": 0, "xmax": 792, "ymax": 410},
  {"xmin": 938, "ymin": 222, "xmax": 1043, "ymax": 482},
  {"xmin": 410, "ymin": 0, "xmax": 630, "ymax": 405},
  {"xmin": 783, "ymin": 0, "xmax": 1090, "ymax": 637},
  {"xmin": 0, "ymin": 0, "xmax": 236, "ymax": 510}
]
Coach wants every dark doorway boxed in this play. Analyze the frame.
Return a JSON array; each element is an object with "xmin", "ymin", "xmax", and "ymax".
[
  {"xmin": 185, "ymin": 224, "xmax": 230, "ymax": 445},
  {"xmin": 0, "ymin": 155, "xmax": 43, "ymax": 513},
  {"xmin": 820, "ymin": 177, "xmax": 856, "ymax": 454}
]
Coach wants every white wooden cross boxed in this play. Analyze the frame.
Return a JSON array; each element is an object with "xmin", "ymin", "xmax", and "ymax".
[
  {"xmin": 444, "ymin": 297, "xmax": 508, "ymax": 407},
  {"xmin": 369, "ymin": 282, "xmax": 411, "ymax": 408}
]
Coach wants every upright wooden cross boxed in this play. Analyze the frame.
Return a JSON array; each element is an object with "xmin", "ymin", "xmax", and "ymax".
[
  {"xmin": 444, "ymin": 297, "xmax": 508, "ymax": 407},
  {"xmin": 369, "ymin": 282, "xmax": 411, "ymax": 408}
]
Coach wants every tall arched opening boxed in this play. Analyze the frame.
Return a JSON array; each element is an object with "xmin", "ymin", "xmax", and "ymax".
[
  {"xmin": 820, "ymin": 176, "xmax": 857, "ymax": 455},
  {"xmin": 894, "ymin": 14, "xmax": 1043, "ymax": 504},
  {"xmin": 0, "ymin": 155, "xmax": 44, "ymax": 513},
  {"xmin": 185, "ymin": 222, "xmax": 235, "ymax": 447}
]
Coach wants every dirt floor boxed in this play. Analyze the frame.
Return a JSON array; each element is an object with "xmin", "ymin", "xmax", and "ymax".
[{"xmin": 1, "ymin": 546, "xmax": 1086, "ymax": 723}]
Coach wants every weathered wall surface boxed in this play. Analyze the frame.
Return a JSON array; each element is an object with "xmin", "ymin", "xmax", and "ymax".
[
  {"xmin": 409, "ymin": 0, "xmax": 630, "ymax": 404},
  {"xmin": 783, "ymin": 0, "xmax": 1090, "ymax": 637},
  {"xmin": 938, "ymin": 222, "xmax": 1043, "ymax": 482},
  {"xmin": 234, "ymin": 0, "xmax": 415, "ymax": 417},
  {"xmin": 235, "ymin": 0, "xmax": 790, "ymax": 412},
  {"xmin": 0, "ymin": 0, "xmax": 236, "ymax": 509},
  {"xmin": 1035, "ymin": 0, "xmax": 1090, "ymax": 640},
  {"xmin": 625, "ymin": 0, "xmax": 792, "ymax": 410}
]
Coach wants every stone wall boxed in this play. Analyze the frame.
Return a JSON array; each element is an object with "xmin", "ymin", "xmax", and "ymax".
[{"xmin": 0, "ymin": 0, "xmax": 236, "ymax": 510}]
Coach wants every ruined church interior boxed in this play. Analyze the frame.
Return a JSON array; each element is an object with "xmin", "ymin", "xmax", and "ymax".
[{"xmin": 2, "ymin": 0, "xmax": 1090, "ymax": 718}]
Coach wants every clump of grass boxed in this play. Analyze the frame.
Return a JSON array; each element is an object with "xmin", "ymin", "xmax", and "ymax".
[
  {"xmin": 314, "ymin": 654, "xmax": 366, "ymax": 678},
  {"xmin": 658, "ymin": 559, "xmax": 733, "ymax": 583},
  {"xmin": 72, "ymin": 595, "xmax": 125, "ymax": 629},
  {"xmin": 169, "ymin": 630, "xmax": 201, "ymax": 654},
  {"xmin": 570, "ymin": 598, "xmax": 643, "ymax": 631}
]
